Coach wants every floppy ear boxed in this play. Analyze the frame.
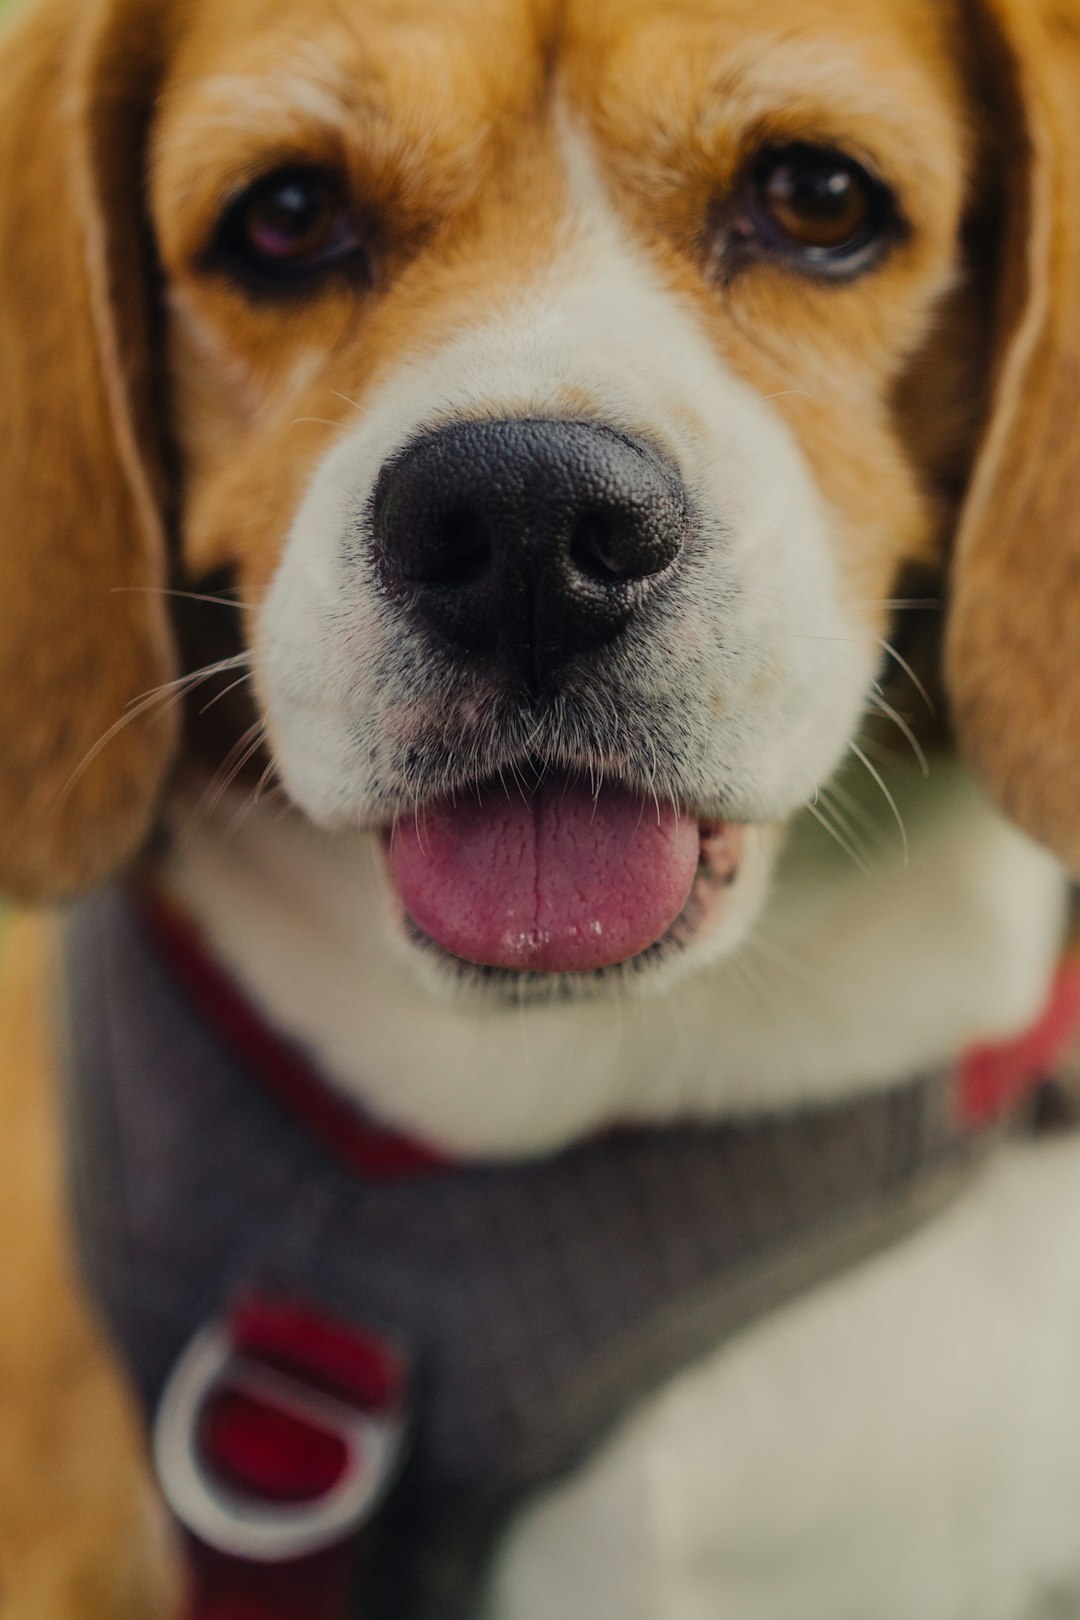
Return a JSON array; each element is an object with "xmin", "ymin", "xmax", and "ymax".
[
  {"xmin": 947, "ymin": 0, "xmax": 1080, "ymax": 875},
  {"xmin": 0, "ymin": 0, "xmax": 179, "ymax": 902}
]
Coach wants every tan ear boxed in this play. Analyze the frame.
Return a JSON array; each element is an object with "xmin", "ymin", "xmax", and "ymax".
[
  {"xmin": 0, "ymin": 0, "xmax": 179, "ymax": 902},
  {"xmin": 947, "ymin": 0, "xmax": 1080, "ymax": 874}
]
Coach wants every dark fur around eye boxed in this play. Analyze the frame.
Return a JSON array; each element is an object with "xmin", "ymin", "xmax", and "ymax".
[{"xmin": 204, "ymin": 165, "xmax": 370, "ymax": 297}]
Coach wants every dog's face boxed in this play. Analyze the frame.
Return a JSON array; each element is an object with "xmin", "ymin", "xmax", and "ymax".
[
  {"xmin": 150, "ymin": 0, "xmax": 973, "ymax": 994},
  {"xmin": 0, "ymin": 0, "xmax": 1079, "ymax": 985}
]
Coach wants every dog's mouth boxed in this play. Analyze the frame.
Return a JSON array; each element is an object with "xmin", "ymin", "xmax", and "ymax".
[{"xmin": 381, "ymin": 771, "xmax": 743, "ymax": 976}]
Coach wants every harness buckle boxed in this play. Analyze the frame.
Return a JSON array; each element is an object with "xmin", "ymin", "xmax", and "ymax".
[{"xmin": 153, "ymin": 1296, "xmax": 409, "ymax": 1564}]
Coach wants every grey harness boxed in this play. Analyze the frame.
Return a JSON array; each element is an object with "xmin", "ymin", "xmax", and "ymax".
[{"xmin": 59, "ymin": 886, "xmax": 1007, "ymax": 1619}]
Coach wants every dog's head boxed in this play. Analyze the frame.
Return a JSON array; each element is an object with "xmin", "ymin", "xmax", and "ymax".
[{"xmin": 1, "ymin": 0, "xmax": 1077, "ymax": 996}]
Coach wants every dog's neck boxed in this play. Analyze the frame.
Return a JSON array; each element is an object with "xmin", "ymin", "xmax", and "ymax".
[{"xmin": 161, "ymin": 759, "xmax": 1067, "ymax": 1158}]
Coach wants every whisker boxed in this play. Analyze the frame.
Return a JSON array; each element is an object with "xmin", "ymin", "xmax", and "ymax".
[
  {"xmin": 198, "ymin": 671, "xmax": 255, "ymax": 715},
  {"xmin": 209, "ymin": 728, "xmax": 268, "ymax": 814},
  {"xmin": 868, "ymin": 632, "xmax": 935, "ymax": 716},
  {"xmin": 252, "ymin": 759, "xmax": 279, "ymax": 807},
  {"xmin": 182, "ymin": 717, "xmax": 268, "ymax": 841},
  {"xmin": 223, "ymin": 756, "xmax": 282, "ymax": 840},
  {"xmin": 868, "ymin": 692, "xmax": 929, "ymax": 777},
  {"xmin": 849, "ymin": 741, "xmax": 908, "ymax": 865},
  {"xmin": 59, "ymin": 653, "xmax": 251, "ymax": 807},
  {"xmin": 111, "ymin": 585, "xmax": 256, "ymax": 611},
  {"xmin": 820, "ymin": 776, "xmax": 891, "ymax": 850},
  {"xmin": 803, "ymin": 798, "xmax": 873, "ymax": 878},
  {"xmin": 815, "ymin": 785, "xmax": 876, "ymax": 865}
]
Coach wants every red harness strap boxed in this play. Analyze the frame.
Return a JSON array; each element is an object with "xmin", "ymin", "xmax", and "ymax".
[
  {"xmin": 959, "ymin": 956, "xmax": 1080, "ymax": 1126},
  {"xmin": 156, "ymin": 1296, "xmax": 410, "ymax": 1620},
  {"xmin": 186, "ymin": 1543, "xmax": 356, "ymax": 1620},
  {"xmin": 139, "ymin": 894, "xmax": 448, "ymax": 1179}
]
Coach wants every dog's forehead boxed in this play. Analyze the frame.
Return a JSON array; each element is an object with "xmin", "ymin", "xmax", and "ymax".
[
  {"xmin": 565, "ymin": 0, "xmax": 965, "ymax": 84},
  {"xmin": 166, "ymin": 0, "xmax": 961, "ymax": 62},
  {"xmin": 161, "ymin": 0, "xmax": 551, "ymax": 124},
  {"xmin": 159, "ymin": 0, "xmax": 968, "ymax": 145}
]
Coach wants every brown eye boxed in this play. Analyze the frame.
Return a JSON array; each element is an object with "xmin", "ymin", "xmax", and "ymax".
[
  {"xmin": 212, "ymin": 166, "xmax": 365, "ymax": 290},
  {"xmin": 733, "ymin": 143, "xmax": 896, "ymax": 276},
  {"xmin": 762, "ymin": 149, "xmax": 871, "ymax": 247}
]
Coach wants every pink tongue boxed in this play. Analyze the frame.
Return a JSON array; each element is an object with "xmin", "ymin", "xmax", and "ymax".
[{"xmin": 389, "ymin": 777, "xmax": 700, "ymax": 972}]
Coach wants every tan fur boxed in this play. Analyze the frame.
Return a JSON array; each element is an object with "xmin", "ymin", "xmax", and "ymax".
[
  {"xmin": 947, "ymin": 0, "xmax": 1080, "ymax": 876},
  {"xmin": 0, "ymin": 917, "xmax": 179, "ymax": 1619},
  {"xmin": 0, "ymin": 0, "xmax": 178, "ymax": 903}
]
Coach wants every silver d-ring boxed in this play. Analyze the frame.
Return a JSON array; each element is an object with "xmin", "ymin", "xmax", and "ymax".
[{"xmin": 153, "ymin": 1322, "xmax": 408, "ymax": 1563}]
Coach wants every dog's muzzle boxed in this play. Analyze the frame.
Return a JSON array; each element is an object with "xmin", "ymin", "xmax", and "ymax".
[{"xmin": 365, "ymin": 417, "xmax": 742, "ymax": 978}]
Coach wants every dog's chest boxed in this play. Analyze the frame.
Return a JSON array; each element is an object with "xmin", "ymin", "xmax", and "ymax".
[
  {"xmin": 60, "ymin": 885, "xmax": 1019, "ymax": 1620},
  {"xmin": 59, "ymin": 883, "xmax": 1080, "ymax": 1620},
  {"xmin": 490, "ymin": 1134, "xmax": 1080, "ymax": 1620}
]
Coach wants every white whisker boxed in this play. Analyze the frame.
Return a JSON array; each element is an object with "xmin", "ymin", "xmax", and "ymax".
[
  {"xmin": 868, "ymin": 693, "xmax": 929, "ymax": 777},
  {"xmin": 111, "ymin": 585, "xmax": 255, "ymax": 611},
  {"xmin": 198, "ymin": 671, "xmax": 255, "ymax": 715},
  {"xmin": 868, "ymin": 632, "xmax": 935, "ymax": 715},
  {"xmin": 816, "ymin": 785, "xmax": 876, "ymax": 865},
  {"xmin": 820, "ymin": 776, "xmax": 890, "ymax": 850},
  {"xmin": 850, "ymin": 741, "xmax": 908, "ymax": 865},
  {"xmin": 59, "ymin": 653, "xmax": 251, "ymax": 808},
  {"xmin": 804, "ymin": 798, "xmax": 873, "ymax": 878}
]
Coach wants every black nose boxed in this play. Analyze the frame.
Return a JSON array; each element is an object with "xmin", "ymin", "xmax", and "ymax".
[{"xmin": 372, "ymin": 418, "xmax": 686, "ymax": 688}]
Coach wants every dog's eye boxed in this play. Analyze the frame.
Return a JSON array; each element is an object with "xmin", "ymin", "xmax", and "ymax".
[
  {"xmin": 733, "ymin": 144, "xmax": 895, "ymax": 275},
  {"xmin": 212, "ymin": 167, "xmax": 363, "ymax": 288}
]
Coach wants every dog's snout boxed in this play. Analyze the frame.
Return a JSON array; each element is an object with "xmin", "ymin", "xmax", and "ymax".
[{"xmin": 373, "ymin": 419, "xmax": 686, "ymax": 686}]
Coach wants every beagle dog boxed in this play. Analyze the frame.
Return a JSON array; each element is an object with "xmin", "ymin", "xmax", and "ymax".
[{"xmin": 3, "ymin": 0, "xmax": 1080, "ymax": 1616}]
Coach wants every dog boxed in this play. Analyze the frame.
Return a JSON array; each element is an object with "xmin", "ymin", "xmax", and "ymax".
[{"xmin": 3, "ymin": 0, "xmax": 1080, "ymax": 1615}]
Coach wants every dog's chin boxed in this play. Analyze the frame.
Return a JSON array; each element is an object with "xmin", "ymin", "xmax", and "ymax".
[{"xmin": 373, "ymin": 774, "xmax": 779, "ymax": 1005}]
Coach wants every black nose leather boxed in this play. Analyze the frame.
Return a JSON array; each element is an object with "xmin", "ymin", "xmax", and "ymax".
[{"xmin": 372, "ymin": 419, "xmax": 686, "ymax": 688}]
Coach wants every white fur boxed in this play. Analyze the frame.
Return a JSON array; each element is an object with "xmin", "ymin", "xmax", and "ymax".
[{"xmin": 166, "ymin": 759, "xmax": 1065, "ymax": 1157}]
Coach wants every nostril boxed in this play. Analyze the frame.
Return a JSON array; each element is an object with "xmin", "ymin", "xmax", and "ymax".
[
  {"xmin": 569, "ymin": 503, "xmax": 681, "ymax": 586},
  {"xmin": 570, "ymin": 510, "xmax": 636, "ymax": 583},
  {"xmin": 429, "ymin": 510, "xmax": 490, "ymax": 586},
  {"xmin": 394, "ymin": 507, "xmax": 491, "ymax": 586}
]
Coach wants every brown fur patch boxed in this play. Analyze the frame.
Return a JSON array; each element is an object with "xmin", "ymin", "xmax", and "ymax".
[
  {"xmin": 0, "ymin": 917, "xmax": 180, "ymax": 1619},
  {"xmin": 946, "ymin": 0, "xmax": 1080, "ymax": 874},
  {"xmin": 0, "ymin": 0, "xmax": 179, "ymax": 902}
]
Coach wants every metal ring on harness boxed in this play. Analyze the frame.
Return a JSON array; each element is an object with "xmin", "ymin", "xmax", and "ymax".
[{"xmin": 154, "ymin": 1308, "xmax": 409, "ymax": 1564}]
